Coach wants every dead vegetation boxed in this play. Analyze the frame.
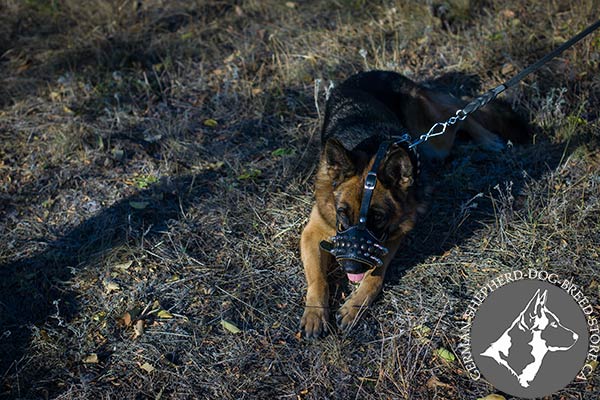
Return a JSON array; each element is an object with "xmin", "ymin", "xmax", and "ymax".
[{"xmin": 0, "ymin": 0, "xmax": 599, "ymax": 399}]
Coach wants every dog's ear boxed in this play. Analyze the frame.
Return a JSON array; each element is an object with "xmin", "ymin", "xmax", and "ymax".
[
  {"xmin": 379, "ymin": 146, "xmax": 414, "ymax": 190},
  {"xmin": 534, "ymin": 290, "xmax": 548, "ymax": 315},
  {"xmin": 322, "ymin": 138, "xmax": 354, "ymax": 183},
  {"xmin": 519, "ymin": 289, "xmax": 546, "ymax": 329}
]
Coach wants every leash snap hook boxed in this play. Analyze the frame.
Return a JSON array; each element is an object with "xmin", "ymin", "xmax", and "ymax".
[{"xmin": 430, "ymin": 121, "xmax": 447, "ymax": 136}]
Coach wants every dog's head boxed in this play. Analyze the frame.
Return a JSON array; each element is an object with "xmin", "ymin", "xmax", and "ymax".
[
  {"xmin": 315, "ymin": 138, "xmax": 421, "ymax": 281},
  {"xmin": 519, "ymin": 289, "xmax": 579, "ymax": 351}
]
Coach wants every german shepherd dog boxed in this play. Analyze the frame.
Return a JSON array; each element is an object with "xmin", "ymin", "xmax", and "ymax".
[{"xmin": 300, "ymin": 70, "xmax": 528, "ymax": 338}]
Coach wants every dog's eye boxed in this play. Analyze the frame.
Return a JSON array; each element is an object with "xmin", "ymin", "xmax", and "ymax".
[
  {"xmin": 336, "ymin": 207, "xmax": 350, "ymax": 230},
  {"xmin": 369, "ymin": 211, "xmax": 385, "ymax": 226}
]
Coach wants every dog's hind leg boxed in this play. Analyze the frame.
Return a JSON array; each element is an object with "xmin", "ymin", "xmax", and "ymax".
[{"xmin": 460, "ymin": 118, "xmax": 507, "ymax": 152}]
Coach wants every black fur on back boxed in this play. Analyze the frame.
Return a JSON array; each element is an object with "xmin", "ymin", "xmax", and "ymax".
[{"xmin": 320, "ymin": 70, "xmax": 529, "ymax": 154}]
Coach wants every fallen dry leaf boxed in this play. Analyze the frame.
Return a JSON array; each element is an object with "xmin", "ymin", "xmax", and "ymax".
[
  {"xmin": 121, "ymin": 312, "xmax": 132, "ymax": 327},
  {"xmin": 92, "ymin": 311, "xmax": 106, "ymax": 322},
  {"xmin": 426, "ymin": 375, "xmax": 452, "ymax": 390},
  {"xmin": 113, "ymin": 260, "xmax": 133, "ymax": 271},
  {"xmin": 157, "ymin": 310, "xmax": 174, "ymax": 319},
  {"xmin": 105, "ymin": 281, "xmax": 120, "ymax": 293},
  {"xmin": 221, "ymin": 319, "xmax": 241, "ymax": 334},
  {"xmin": 83, "ymin": 353, "xmax": 99, "ymax": 364},
  {"xmin": 477, "ymin": 395, "xmax": 506, "ymax": 400},
  {"xmin": 435, "ymin": 348, "xmax": 456, "ymax": 363},
  {"xmin": 134, "ymin": 320, "xmax": 145, "ymax": 338},
  {"xmin": 140, "ymin": 362, "xmax": 154, "ymax": 373},
  {"xmin": 500, "ymin": 9, "xmax": 515, "ymax": 19},
  {"xmin": 412, "ymin": 324, "xmax": 432, "ymax": 343},
  {"xmin": 203, "ymin": 118, "xmax": 218, "ymax": 127}
]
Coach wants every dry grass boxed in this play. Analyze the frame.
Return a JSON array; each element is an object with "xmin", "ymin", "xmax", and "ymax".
[{"xmin": 0, "ymin": 0, "xmax": 599, "ymax": 399}]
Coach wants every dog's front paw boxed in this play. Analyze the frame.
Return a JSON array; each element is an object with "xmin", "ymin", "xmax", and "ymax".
[
  {"xmin": 300, "ymin": 307, "xmax": 329, "ymax": 339},
  {"xmin": 336, "ymin": 299, "xmax": 363, "ymax": 331}
]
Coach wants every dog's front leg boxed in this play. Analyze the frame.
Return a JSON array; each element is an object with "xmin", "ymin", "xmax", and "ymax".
[
  {"xmin": 337, "ymin": 239, "xmax": 401, "ymax": 330},
  {"xmin": 300, "ymin": 206, "xmax": 335, "ymax": 339}
]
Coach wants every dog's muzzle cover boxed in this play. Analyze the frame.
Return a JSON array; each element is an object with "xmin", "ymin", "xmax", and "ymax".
[{"xmin": 320, "ymin": 226, "xmax": 388, "ymax": 271}]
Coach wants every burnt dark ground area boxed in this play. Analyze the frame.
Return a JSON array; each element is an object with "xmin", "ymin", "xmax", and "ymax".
[{"xmin": 1, "ymin": 1, "xmax": 600, "ymax": 399}]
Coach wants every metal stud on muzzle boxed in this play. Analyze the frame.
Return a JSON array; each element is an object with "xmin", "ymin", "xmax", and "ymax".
[
  {"xmin": 320, "ymin": 140, "xmax": 394, "ymax": 274},
  {"xmin": 320, "ymin": 226, "xmax": 388, "ymax": 272}
]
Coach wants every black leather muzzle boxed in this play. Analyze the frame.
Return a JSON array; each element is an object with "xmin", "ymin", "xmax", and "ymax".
[{"xmin": 320, "ymin": 225, "xmax": 388, "ymax": 273}]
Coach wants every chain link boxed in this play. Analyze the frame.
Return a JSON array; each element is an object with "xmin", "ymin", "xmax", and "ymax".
[
  {"xmin": 408, "ymin": 85, "xmax": 501, "ymax": 149},
  {"xmin": 408, "ymin": 108, "xmax": 468, "ymax": 149}
]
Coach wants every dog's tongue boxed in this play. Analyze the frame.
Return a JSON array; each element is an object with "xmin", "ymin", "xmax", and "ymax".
[{"xmin": 347, "ymin": 272, "xmax": 365, "ymax": 283}]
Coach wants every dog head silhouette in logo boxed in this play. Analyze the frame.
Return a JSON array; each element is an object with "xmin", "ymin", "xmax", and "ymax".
[{"xmin": 480, "ymin": 289, "xmax": 579, "ymax": 388}]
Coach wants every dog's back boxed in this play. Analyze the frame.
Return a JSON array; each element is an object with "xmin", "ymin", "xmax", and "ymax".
[
  {"xmin": 321, "ymin": 71, "xmax": 413, "ymax": 152},
  {"xmin": 321, "ymin": 70, "xmax": 529, "ymax": 158}
]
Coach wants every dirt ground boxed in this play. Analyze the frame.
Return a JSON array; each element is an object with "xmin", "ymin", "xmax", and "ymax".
[{"xmin": 0, "ymin": 1, "xmax": 599, "ymax": 399}]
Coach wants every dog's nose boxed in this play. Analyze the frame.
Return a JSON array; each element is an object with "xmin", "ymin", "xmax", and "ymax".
[{"xmin": 340, "ymin": 259, "xmax": 369, "ymax": 274}]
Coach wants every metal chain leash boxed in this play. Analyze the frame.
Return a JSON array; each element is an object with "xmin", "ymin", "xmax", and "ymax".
[
  {"xmin": 405, "ymin": 18, "xmax": 600, "ymax": 150},
  {"xmin": 407, "ymin": 84, "xmax": 505, "ymax": 149}
]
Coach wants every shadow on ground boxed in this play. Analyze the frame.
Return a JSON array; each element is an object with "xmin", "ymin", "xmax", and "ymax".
[
  {"xmin": 0, "ymin": 171, "xmax": 215, "ymax": 381},
  {"xmin": 388, "ymin": 136, "xmax": 579, "ymax": 283}
]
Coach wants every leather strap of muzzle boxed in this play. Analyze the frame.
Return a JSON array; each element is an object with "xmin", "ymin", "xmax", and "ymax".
[
  {"xmin": 357, "ymin": 141, "xmax": 391, "ymax": 228},
  {"xmin": 319, "ymin": 141, "xmax": 392, "ymax": 270}
]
